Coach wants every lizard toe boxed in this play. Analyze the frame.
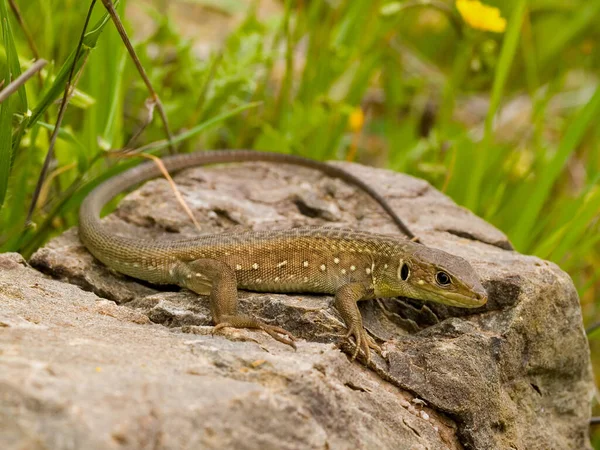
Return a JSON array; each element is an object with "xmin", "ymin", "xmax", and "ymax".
[
  {"xmin": 215, "ymin": 315, "xmax": 296, "ymax": 349},
  {"xmin": 260, "ymin": 324, "xmax": 297, "ymax": 349},
  {"xmin": 344, "ymin": 326, "xmax": 370, "ymax": 362}
]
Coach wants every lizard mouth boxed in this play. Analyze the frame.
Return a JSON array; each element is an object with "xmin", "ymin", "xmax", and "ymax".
[
  {"xmin": 442, "ymin": 291, "xmax": 487, "ymax": 308},
  {"xmin": 423, "ymin": 288, "xmax": 488, "ymax": 308}
]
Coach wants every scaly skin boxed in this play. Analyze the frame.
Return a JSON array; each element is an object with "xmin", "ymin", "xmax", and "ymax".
[{"xmin": 79, "ymin": 150, "xmax": 487, "ymax": 361}]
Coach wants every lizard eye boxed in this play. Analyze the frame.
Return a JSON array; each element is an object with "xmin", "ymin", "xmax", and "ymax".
[
  {"xmin": 435, "ymin": 271, "xmax": 451, "ymax": 286},
  {"xmin": 399, "ymin": 263, "xmax": 410, "ymax": 281}
]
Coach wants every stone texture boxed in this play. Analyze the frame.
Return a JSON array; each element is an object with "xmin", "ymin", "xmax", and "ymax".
[
  {"xmin": 1, "ymin": 253, "xmax": 457, "ymax": 450},
  {"xmin": 3, "ymin": 159, "xmax": 591, "ymax": 449}
]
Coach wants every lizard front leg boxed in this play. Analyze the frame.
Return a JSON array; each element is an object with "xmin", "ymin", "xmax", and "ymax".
[
  {"xmin": 335, "ymin": 282, "xmax": 381, "ymax": 363},
  {"xmin": 174, "ymin": 259, "xmax": 295, "ymax": 348}
]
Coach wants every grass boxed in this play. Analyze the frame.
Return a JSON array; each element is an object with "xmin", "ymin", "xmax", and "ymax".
[{"xmin": 0, "ymin": 0, "xmax": 599, "ymax": 440}]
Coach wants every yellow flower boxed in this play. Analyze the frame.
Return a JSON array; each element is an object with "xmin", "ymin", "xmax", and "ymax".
[
  {"xmin": 456, "ymin": 0, "xmax": 507, "ymax": 33},
  {"xmin": 348, "ymin": 107, "xmax": 365, "ymax": 132}
]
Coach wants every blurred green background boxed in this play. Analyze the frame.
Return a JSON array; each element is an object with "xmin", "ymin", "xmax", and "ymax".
[{"xmin": 0, "ymin": 0, "xmax": 599, "ymax": 443}]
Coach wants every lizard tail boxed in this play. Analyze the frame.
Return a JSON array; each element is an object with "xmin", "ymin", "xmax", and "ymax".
[{"xmin": 79, "ymin": 149, "xmax": 416, "ymax": 252}]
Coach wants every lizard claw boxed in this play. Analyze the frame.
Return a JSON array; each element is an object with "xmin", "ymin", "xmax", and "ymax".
[
  {"xmin": 214, "ymin": 316, "xmax": 296, "ymax": 349},
  {"xmin": 344, "ymin": 326, "xmax": 381, "ymax": 363},
  {"xmin": 259, "ymin": 324, "xmax": 297, "ymax": 349},
  {"xmin": 212, "ymin": 322, "xmax": 232, "ymax": 335}
]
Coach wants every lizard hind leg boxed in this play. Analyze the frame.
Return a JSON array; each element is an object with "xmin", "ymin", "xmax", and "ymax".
[{"xmin": 173, "ymin": 258, "xmax": 296, "ymax": 348}]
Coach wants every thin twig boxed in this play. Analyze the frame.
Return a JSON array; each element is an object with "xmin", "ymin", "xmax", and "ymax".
[
  {"xmin": 38, "ymin": 162, "xmax": 77, "ymax": 209},
  {"xmin": 108, "ymin": 152, "xmax": 202, "ymax": 232},
  {"xmin": 125, "ymin": 98, "xmax": 156, "ymax": 150},
  {"xmin": 141, "ymin": 154, "xmax": 202, "ymax": 231},
  {"xmin": 18, "ymin": 99, "xmax": 259, "ymax": 254},
  {"xmin": 586, "ymin": 322, "xmax": 600, "ymax": 335},
  {"xmin": 64, "ymin": 54, "xmax": 90, "ymax": 105},
  {"xmin": 99, "ymin": 0, "xmax": 176, "ymax": 154},
  {"xmin": 0, "ymin": 59, "xmax": 46, "ymax": 103},
  {"xmin": 8, "ymin": 0, "xmax": 54, "ymax": 157},
  {"xmin": 8, "ymin": 0, "xmax": 41, "ymax": 60},
  {"xmin": 25, "ymin": 0, "xmax": 97, "ymax": 226},
  {"xmin": 8, "ymin": 0, "xmax": 45, "ymax": 90}
]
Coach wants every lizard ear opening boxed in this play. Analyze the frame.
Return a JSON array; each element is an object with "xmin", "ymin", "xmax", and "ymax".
[{"xmin": 398, "ymin": 262, "xmax": 410, "ymax": 281}]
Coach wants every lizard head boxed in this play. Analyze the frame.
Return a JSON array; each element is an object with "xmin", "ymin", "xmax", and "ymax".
[{"xmin": 378, "ymin": 244, "xmax": 488, "ymax": 308}]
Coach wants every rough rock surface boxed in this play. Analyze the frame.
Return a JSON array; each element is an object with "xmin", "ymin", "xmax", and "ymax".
[{"xmin": 1, "ymin": 160, "xmax": 592, "ymax": 449}]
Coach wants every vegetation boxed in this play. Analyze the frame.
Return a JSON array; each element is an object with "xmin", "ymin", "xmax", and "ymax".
[{"xmin": 0, "ymin": 0, "xmax": 599, "ymax": 439}]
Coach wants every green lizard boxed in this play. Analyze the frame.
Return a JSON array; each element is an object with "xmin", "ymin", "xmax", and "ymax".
[{"xmin": 79, "ymin": 150, "xmax": 487, "ymax": 361}]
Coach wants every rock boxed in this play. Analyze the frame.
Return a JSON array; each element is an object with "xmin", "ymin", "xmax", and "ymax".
[
  {"xmin": 10, "ymin": 159, "xmax": 590, "ymax": 449},
  {"xmin": 1, "ymin": 254, "xmax": 456, "ymax": 450}
]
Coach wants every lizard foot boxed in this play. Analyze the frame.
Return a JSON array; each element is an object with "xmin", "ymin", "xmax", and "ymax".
[
  {"xmin": 343, "ymin": 325, "xmax": 381, "ymax": 363},
  {"xmin": 214, "ymin": 315, "xmax": 296, "ymax": 349}
]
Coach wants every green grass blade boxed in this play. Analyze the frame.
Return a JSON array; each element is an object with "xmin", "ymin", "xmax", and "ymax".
[
  {"xmin": 0, "ymin": 0, "xmax": 26, "ymax": 110},
  {"xmin": 0, "ymin": 98, "xmax": 15, "ymax": 210},
  {"xmin": 533, "ymin": 186, "xmax": 600, "ymax": 262},
  {"xmin": 101, "ymin": 50, "xmax": 127, "ymax": 148},
  {"xmin": 19, "ymin": 97, "xmax": 258, "ymax": 254},
  {"xmin": 510, "ymin": 84, "xmax": 600, "ymax": 249},
  {"xmin": 27, "ymin": 0, "xmax": 120, "ymax": 128},
  {"xmin": 36, "ymin": 120, "xmax": 89, "ymax": 167},
  {"xmin": 539, "ymin": 1, "xmax": 600, "ymax": 67},
  {"xmin": 0, "ymin": 0, "xmax": 24, "ymax": 209},
  {"xmin": 466, "ymin": 0, "xmax": 527, "ymax": 210},
  {"xmin": 138, "ymin": 102, "xmax": 262, "ymax": 152},
  {"xmin": 17, "ymin": 157, "xmax": 143, "ymax": 256}
]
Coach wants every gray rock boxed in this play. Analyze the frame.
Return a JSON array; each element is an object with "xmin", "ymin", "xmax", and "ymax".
[{"xmin": 11, "ymin": 159, "xmax": 591, "ymax": 449}]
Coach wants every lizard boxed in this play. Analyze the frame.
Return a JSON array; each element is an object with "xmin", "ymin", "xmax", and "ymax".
[{"xmin": 79, "ymin": 149, "xmax": 488, "ymax": 361}]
